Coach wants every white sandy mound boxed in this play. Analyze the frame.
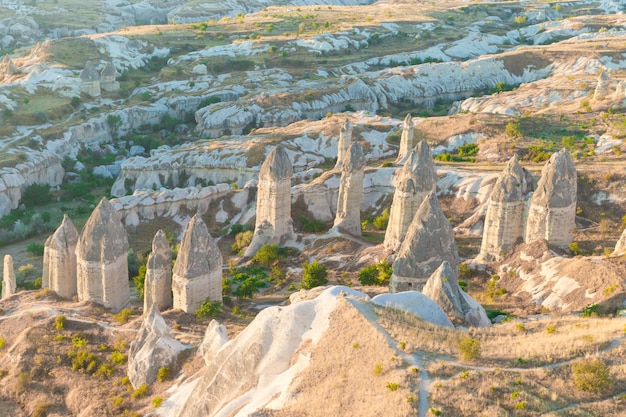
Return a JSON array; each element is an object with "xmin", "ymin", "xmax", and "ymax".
[{"xmin": 372, "ymin": 292, "xmax": 454, "ymax": 328}]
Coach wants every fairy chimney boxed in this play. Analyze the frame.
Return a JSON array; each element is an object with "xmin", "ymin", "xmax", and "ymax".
[
  {"xmin": 333, "ymin": 141, "xmax": 366, "ymax": 236},
  {"xmin": 395, "ymin": 113, "xmax": 415, "ymax": 164},
  {"xmin": 2, "ymin": 255, "xmax": 15, "ymax": 299},
  {"xmin": 79, "ymin": 61, "xmax": 101, "ymax": 97},
  {"xmin": 43, "ymin": 214, "xmax": 79, "ymax": 299},
  {"xmin": 335, "ymin": 119, "xmax": 354, "ymax": 168},
  {"xmin": 100, "ymin": 62, "xmax": 120, "ymax": 92},
  {"xmin": 143, "ymin": 230, "xmax": 172, "ymax": 313}
]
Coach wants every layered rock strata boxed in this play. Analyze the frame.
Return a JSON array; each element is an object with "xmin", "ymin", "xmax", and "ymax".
[
  {"xmin": 395, "ymin": 113, "xmax": 414, "ymax": 164},
  {"xmin": 128, "ymin": 305, "xmax": 183, "ymax": 389},
  {"xmin": 423, "ymin": 261, "xmax": 490, "ymax": 327},
  {"xmin": 172, "ymin": 214, "xmax": 222, "ymax": 313},
  {"xmin": 383, "ymin": 140, "xmax": 437, "ymax": 252},
  {"xmin": 335, "ymin": 119, "xmax": 354, "ymax": 168},
  {"xmin": 143, "ymin": 230, "xmax": 173, "ymax": 313},
  {"xmin": 333, "ymin": 141, "xmax": 366, "ymax": 236},
  {"xmin": 2, "ymin": 255, "xmax": 15, "ymax": 299},
  {"xmin": 42, "ymin": 214, "xmax": 79, "ymax": 299},
  {"xmin": 478, "ymin": 155, "xmax": 533, "ymax": 261},
  {"xmin": 390, "ymin": 192, "xmax": 459, "ymax": 292},
  {"xmin": 76, "ymin": 198, "xmax": 130, "ymax": 312},
  {"xmin": 525, "ymin": 149, "xmax": 577, "ymax": 249},
  {"xmin": 244, "ymin": 145, "xmax": 294, "ymax": 257}
]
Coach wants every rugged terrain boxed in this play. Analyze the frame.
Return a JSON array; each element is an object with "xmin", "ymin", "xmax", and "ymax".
[{"xmin": 0, "ymin": 0, "xmax": 626, "ymax": 416}]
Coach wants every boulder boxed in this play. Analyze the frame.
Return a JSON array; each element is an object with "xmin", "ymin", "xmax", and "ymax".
[
  {"xmin": 2, "ymin": 254, "xmax": 15, "ymax": 299},
  {"xmin": 390, "ymin": 192, "xmax": 460, "ymax": 292},
  {"xmin": 143, "ymin": 230, "xmax": 173, "ymax": 313},
  {"xmin": 128, "ymin": 305, "xmax": 184, "ymax": 389},
  {"xmin": 42, "ymin": 214, "xmax": 79, "ymax": 299},
  {"xmin": 333, "ymin": 141, "xmax": 366, "ymax": 236},
  {"xmin": 76, "ymin": 198, "xmax": 130, "ymax": 312},
  {"xmin": 422, "ymin": 261, "xmax": 490, "ymax": 327},
  {"xmin": 172, "ymin": 214, "xmax": 222, "ymax": 313},
  {"xmin": 525, "ymin": 149, "xmax": 577, "ymax": 250},
  {"xmin": 383, "ymin": 140, "xmax": 437, "ymax": 252}
]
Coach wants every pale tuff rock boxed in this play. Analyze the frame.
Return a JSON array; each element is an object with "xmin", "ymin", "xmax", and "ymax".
[
  {"xmin": 244, "ymin": 145, "xmax": 294, "ymax": 257},
  {"xmin": 333, "ymin": 141, "xmax": 366, "ymax": 236},
  {"xmin": 143, "ymin": 230, "xmax": 172, "ymax": 313},
  {"xmin": 128, "ymin": 304, "xmax": 184, "ymax": 389},
  {"xmin": 371, "ymin": 292, "xmax": 453, "ymax": 328},
  {"xmin": 79, "ymin": 61, "xmax": 101, "ymax": 97},
  {"xmin": 198, "ymin": 319, "xmax": 229, "ymax": 366},
  {"xmin": 614, "ymin": 227, "xmax": 626, "ymax": 255},
  {"xmin": 335, "ymin": 118, "xmax": 354, "ymax": 168},
  {"xmin": 0, "ymin": 55, "xmax": 16, "ymax": 76},
  {"xmin": 525, "ymin": 149, "xmax": 577, "ymax": 249},
  {"xmin": 594, "ymin": 69, "xmax": 611, "ymax": 101},
  {"xmin": 384, "ymin": 140, "xmax": 437, "ymax": 252},
  {"xmin": 172, "ymin": 214, "xmax": 222, "ymax": 313},
  {"xmin": 43, "ymin": 214, "xmax": 79, "ymax": 299},
  {"xmin": 390, "ymin": 192, "xmax": 460, "ymax": 292},
  {"xmin": 2, "ymin": 255, "xmax": 15, "ymax": 299},
  {"xmin": 422, "ymin": 261, "xmax": 490, "ymax": 327},
  {"xmin": 100, "ymin": 62, "xmax": 120, "ymax": 92},
  {"xmin": 478, "ymin": 155, "xmax": 533, "ymax": 261},
  {"xmin": 395, "ymin": 113, "xmax": 415, "ymax": 164},
  {"xmin": 76, "ymin": 197, "xmax": 130, "ymax": 312}
]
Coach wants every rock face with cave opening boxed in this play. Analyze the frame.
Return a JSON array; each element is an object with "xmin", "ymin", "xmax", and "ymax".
[
  {"xmin": 244, "ymin": 145, "xmax": 294, "ymax": 257},
  {"xmin": 76, "ymin": 198, "xmax": 130, "ymax": 312},
  {"xmin": 478, "ymin": 155, "xmax": 534, "ymax": 261},
  {"xmin": 390, "ymin": 192, "xmax": 460, "ymax": 292},
  {"xmin": 143, "ymin": 229, "xmax": 173, "ymax": 313},
  {"xmin": 384, "ymin": 140, "xmax": 437, "ymax": 253},
  {"xmin": 43, "ymin": 214, "xmax": 79, "ymax": 299},
  {"xmin": 333, "ymin": 141, "xmax": 366, "ymax": 236},
  {"xmin": 172, "ymin": 214, "xmax": 222, "ymax": 313},
  {"xmin": 525, "ymin": 149, "xmax": 577, "ymax": 249}
]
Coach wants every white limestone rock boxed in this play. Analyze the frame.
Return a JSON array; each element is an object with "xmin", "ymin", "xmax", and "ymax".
[
  {"xmin": 384, "ymin": 140, "xmax": 437, "ymax": 252},
  {"xmin": 100, "ymin": 62, "xmax": 120, "ymax": 92},
  {"xmin": 2, "ymin": 255, "xmax": 16, "ymax": 299},
  {"xmin": 333, "ymin": 141, "xmax": 366, "ymax": 236},
  {"xmin": 76, "ymin": 198, "xmax": 130, "ymax": 312},
  {"xmin": 395, "ymin": 113, "xmax": 414, "ymax": 164},
  {"xmin": 594, "ymin": 69, "xmax": 612, "ymax": 101},
  {"xmin": 335, "ymin": 118, "xmax": 354, "ymax": 169},
  {"xmin": 423, "ymin": 261, "xmax": 490, "ymax": 327},
  {"xmin": 614, "ymin": 227, "xmax": 626, "ymax": 255},
  {"xmin": 143, "ymin": 230, "xmax": 173, "ymax": 313},
  {"xmin": 371, "ymin": 292, "xmax": 453, "ymax": 328},
  {"xmin": 43, "ymin": 214, "xmax": 79, "ymax": 299},
  {"xmin": 525, "ymin": 149, "xmax": 577, "ymax": 250},
  {"xmin": 79, "ymin": 61, "xmax": 101, "ymax": 97},
  {"xmin": 172, "ymin": 214, "xmax": 222, "ymax": 313},
  {"xmin": 198, "ymin": 320, "xmax": 229, "ymax": 366},
  {"xmin": 128, "ymin": 305, "xmax": 184, "ymax": 389},
  {"xmin": 390, "ymin": 192, "xmax": 460, "ymax": 292}
]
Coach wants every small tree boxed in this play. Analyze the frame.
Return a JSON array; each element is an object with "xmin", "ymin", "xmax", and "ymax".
[
  {"xmin": 572, "ymin": 359, "xmax": 611, "ymax": 393},
  {"xmin": 457, "ymin": 336, "xmax": 481, "ymax": 361},
  {"xmin": 253, "ymin": 244, "xmax": 281, "ymax": 266},
  {"xmin": 302, "ymin": 260, "xmax": 328, "ymax": 289}
]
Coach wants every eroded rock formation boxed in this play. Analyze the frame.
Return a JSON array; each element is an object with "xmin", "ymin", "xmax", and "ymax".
[
  {"xmin": 525, "ymin": 149, "xmax": 577, "ymax": 249},
  {"xmin": 423, "ymin": 261, "xmax": 490, "ymax": 327},
  {"xmin": 594, "ymin": 70, "xmax": 611, "ymax": 101},
  {"xmin": 478, "ymin": 155, "xmax": 533, "ymax": 261},
  {"xmin": 143, "ymin": 230, "xmax": 173, "ymax": 313},
  {"xmin": 244, "ymin": 145, "xmax": 294, "ymax": 257},
  {"xmin": 100, "ymin": 62, "xmax": 120, "ymax": 92},
  {"xmin": 79, "ymin": 61, "xmax": 101, "ymax": 97},
  {"xmin": 128, "ymin": 304, "xmax": 184, "ymax": 389},
  {"xmin": 335, "ymin": 119, "xmax": 354, "ymax": 168},
  {"xmin": 42, "ymin": 214, "xmax": 79, "ymax": 299},
  {"xmin": 395, "ymin": 113, "xmax": 414, "ymax": 164},
  {"xmin": 384, "ymin": 140, "xmax": 437, "ymax": 252},
  {"xmin": 2, "ymin": 254, "xmax": 15, "ymax": 299},
  {"xmin": 614, "ymin": 227, "xmax": 626, "ymax": 256},
  {"xmin": 390, "ymin": 192, "xmax": 459, "ymax": 292},
  {"xmin": 333, "ymin": 141, "xmax": 366, "ymax": 236},
  {"xmin": 172, "ymin": 214, "xmax": 222, "ymax": 313},
  {"xmin": 76, "ymin": 198, "xmax": 130, "ymax": 312},
  {"xmin": 198, "ymin": 320, "xmax": 228, "ymax": 366}
]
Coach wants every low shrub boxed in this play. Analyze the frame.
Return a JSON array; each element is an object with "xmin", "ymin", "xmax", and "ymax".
[
  {"xmin": 457, "ymin": 336, "xmax": 481, "ymax": 361},
  {"xmin": 572, "ymin": 359, "xmax": 611, "ymax": 393}
]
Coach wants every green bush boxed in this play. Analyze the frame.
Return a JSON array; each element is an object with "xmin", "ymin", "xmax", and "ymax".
[
  {"xmin": 26, "ymin": 242, "xmax": 45, "ymax": 256},
  {"xmin": 232, "ymin": 274, "xmax": 266, "ymax": 299},
  {"xmin": 54, "ymin": 315, "xmax": 66, "ymax": 331},
  {"xmin": 131, "ymin": 383, "xmax": 149, "ymax": 399},
  {"xmin": 357, "ymin": 260, "xmax": 392, "ymax": 286},
  {"xmin": 372, "ymin": 208, "xmax": 390, "ymax": 230},
  {"xmin": 157, "ymin": 366, "xmax": 170, "ymax": 382},
  {"xmin": 300, "ymin": 215, "xmax": 327, "ymax": 233},
  {"xmin": 21, "ymin": 183, "xmax": 52, "ymax": 207},
  {"xmin": 113, "ymin": 308, "xmax": 134, "ymax": 324},
  {"xmin": 572, "ymin": 359, "xmax": 611, "ymax": 393},
  {"xmin": 253, "ymin": 244, "xmax": 281, "ymax": 266},
  {"xmin": 196, "ymin": 299, "xmax": 222, "ymax": 319},
  {"xmin": 302, "ymin": 260, "xmax": 328, "ymax": 289},
  {"xmin": 457, "ymin": 336, "xmax": 481, "ymax": 361},
  {"xmin": 505, "ymin": 121, "xmax": 522, "ymax": 138},
  {"xmin": 133, "ymin": 264, "xmax": 147, "ymax": 299},
  {"xmin": 457, "ymin": 143, "xmax": 479, "ymax": 156},
  {"xmin": 68, "ymin": 349, "xmax": 98, "ymax": 373},
  {"xmin": 111, "ymin": 350, "xmax": 127, "ymax": 365},
  {"xmin": 581, "ymin": 303, "xmax": 599, "ymax": 317},
  {"xmin": 231, "ymin": 230, "xmax": 253, "ymax": 253}
]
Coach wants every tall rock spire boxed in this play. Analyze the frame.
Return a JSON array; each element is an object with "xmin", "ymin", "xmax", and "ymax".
[
  {"xmin": 172, "ymin": 214, "xmax": 222, "ymax": 313},
  {"xmin": 333, "ymin": 141, "xmax": 366, "ymax": 236},
  {"xmin": 335, "ymin": 119, "xmax": 354, "ymax": 168},
  {"xmin": 525, "ymin": 149, "xmax": 577, "ymax": 249},
  {"xmin": 390, "ymin": 192, "xmax": 459, "ymax": 292},
  {"xmin": 478, "ymin": 155, "xmax": 533, "ymax": 261},
  {"xmin": 43, "ymin": 214, "xmax": 79, "ymax": 299},
  {"xmin": 2, "ymin": 254, "xmax": 15, "ymax": 299},
  {"xmin": 143, "ymin": 230, "xmax": 173, "ymax": 313},
  {"xmin": 384, "ymin": 140, "xmax": 437, "ymax": 252},
  {"xmin": 395, "ymin": 113, "xmax": 415, "ymax": 164},
  {"xmin": 244, "ymin": 145, "xmax": 294, "ymax": 257},
  {"xmin": 76, "ymin": 197, "xmax": 130, "ymax": 312}
]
